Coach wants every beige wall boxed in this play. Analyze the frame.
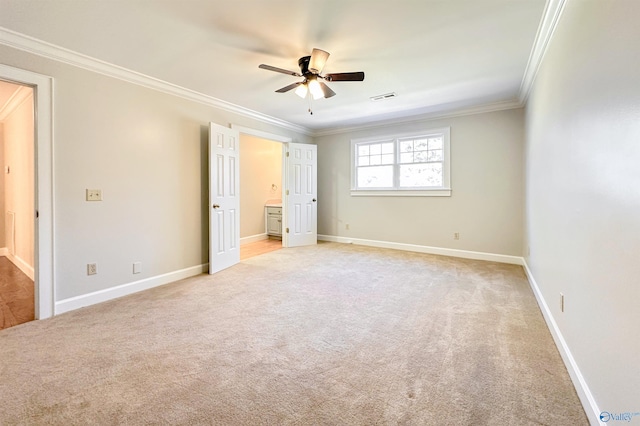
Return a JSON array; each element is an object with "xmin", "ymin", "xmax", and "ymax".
[
  {"xmin": 0, "ymin": 44, "xmax": 311, "ymax": 301},
  {"xmin": 524, "ymin": 0, "xmax": 640, "ymax": 417},
  {"xmin": 316, "ymin": 108, "xmax": 524, "ymax": 256},
  {"xmin": 239, "ymin": 134, "xmax": 282, "ymax": 238},
  {"xmin": 2, "ymin": 91, "xmax": 34, "ymax": 267}
]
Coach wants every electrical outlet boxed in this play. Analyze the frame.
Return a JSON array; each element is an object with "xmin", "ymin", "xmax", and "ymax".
[
  {"xmin": 560, "ymin": 293, "xmax": 564, "ymax": 313},
  {"xmin": 133, "ymin": 262, "xmax": 142, "ymax": 274},
  {"xmin": 86, "ymin": 189, "xmax": 102, "ymax": 201},
  {"xmin": 87, "ymin": 263, "xmax": 97, "ymax": 275},
  {"xmin": 454, "ymin": 232, "xmax": 460, "ymax": 240},
  {"xmin": 345, "ymin": 223, "xmax": 350, "ymax": 230}
]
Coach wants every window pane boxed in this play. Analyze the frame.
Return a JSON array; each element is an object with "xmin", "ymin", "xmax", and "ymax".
[
  {"xmin": 399, "ymin": 163, "xmax": 443, "ymax": 187},
  {"xmin": 428, "ymin": 149, "xmax": 443, "ymax": 161},
  {"xmin": 400, "ymin": 140, "xmax": 413, "ymax": 153},
  {"xmin": 400, "ymin": 153, "xmax": 413, "ymax": 164},
  {"xmin": 414, "ymin": 139, "xmax": 429, "ymax": 150},
  {"xmin": 381, "ymin": 142, "xmax": 394, "ymax": 154},
  {"xmin": 381, "ymin": 154, "xmax": 394, "ymax": 164},
  {"xmin": 414, "ymin": 151, "xmax": 428, "ymax": 163},
  {"xmin": 357, "ymin": 165, "xmax": 394, "ymax": 188},
  {"xmin": 358, "ymin": 145, "xmax": 369, "ymax": 156},
  {"xmin": 428, "ymin": 138, "xmax": 443, "ymax": 150},
  {"xmin": 370, "ymin": 155, "xmax": 381, "ymax": 165},
  {"xmin": 358, "ymin": 156, "xmax": 370, "ymax": 166},
  {"xmin": 370, "ymin": 144, "xmax": 381, "ymax": 155}
]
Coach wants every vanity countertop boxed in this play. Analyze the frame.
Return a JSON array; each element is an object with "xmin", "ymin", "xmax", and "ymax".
[{"xmin": 265, "ymin": 199, "xmax": 282, "ymax": 208}]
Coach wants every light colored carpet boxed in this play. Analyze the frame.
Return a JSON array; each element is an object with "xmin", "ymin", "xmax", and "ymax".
[{"xmin": 0, "ymin": 242, "xmax": 587, "ymax": 425}]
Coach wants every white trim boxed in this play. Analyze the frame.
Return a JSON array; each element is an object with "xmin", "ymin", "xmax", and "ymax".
[
  {"xmin": 240, "ymin": 233, "xmax": 268, "ymax": 245},
  {"xmin": 0, "ymin": 64, "xmax": 55, "ymax": 320},
  {"xmin": 314, "ymin": 99, "xmax": 523, "ymax": 137},
  {"xmin": 4, "ymin": 253, "xmax": 35, "ymax": 280},
  {"xmin": 231, "ymin": 125, "xmax": 293, "ymax": 143},
  {"xmin": 55, "ymin": 263, "xmax": 209, "ymax": 315},
  {"xmin": 521, "ymin": 260, "xmax": 602, "ymax": 425},
  {"xmin": 350, "ymin": 189, "xmax": 451, "ymax": 197},
  {"xmin": 0, "ymin": 26, "xmax": 311, "ymax": 136},
  {"xmin": 0, "ymin": 84, "xmax": 33, "ymax": 120},
  {"xmin": 518, "ymin": 0, "xmax": 568, "ymax": 103},
  {"xmin": 318, "ymin": 235, "xmax": 523, "ymax": 265}
]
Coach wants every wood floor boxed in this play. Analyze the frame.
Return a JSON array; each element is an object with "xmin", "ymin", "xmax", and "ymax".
[
  {"xmin": 240, "ymin": 238, "xmax": 282, "ymax": 260},
  {"xmin": 0, "ymin": 257, "xmax": 34, "ymax": 330}
]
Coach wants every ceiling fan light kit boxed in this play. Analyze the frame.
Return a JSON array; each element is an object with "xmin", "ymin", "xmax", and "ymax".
[{"xmin": 259, "ymin": 48, "xmax": 365, "ymax": 115}]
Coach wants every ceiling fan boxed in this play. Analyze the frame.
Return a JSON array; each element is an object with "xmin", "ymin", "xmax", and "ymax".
[{"xmin": 259, "ymin": 48, "xmax": 365, "ymax": 109}]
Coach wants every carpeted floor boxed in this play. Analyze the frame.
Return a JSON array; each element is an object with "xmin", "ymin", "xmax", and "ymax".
[{"xmin": 0, "ymin": 242, "xmax": 587, "ymax": 425}]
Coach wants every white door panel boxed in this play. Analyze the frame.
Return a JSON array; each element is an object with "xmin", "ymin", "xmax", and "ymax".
[
  {"xmin": 209, "ymin": 123, "xmax": 240, "ymax": 273},
  {"xmin": 286, "ymin": 143, "xmax": 317, "ymax": 247}
]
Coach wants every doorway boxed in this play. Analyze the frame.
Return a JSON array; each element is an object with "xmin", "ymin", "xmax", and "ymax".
[
  {"xmin": 238, "ymin": 132, "xmax": 284, "ymax": 261},
  {"xmin": 0, "ymin": 64, "xmax": 54, "ymax": 321},
  {"xmin": 0, "ymin": 80, "xmax": 35, "ymax": 329}
]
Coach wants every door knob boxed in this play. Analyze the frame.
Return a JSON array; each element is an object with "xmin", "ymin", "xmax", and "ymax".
[
  {"xmin": 312, "ymin": 198, "xmax": 317, "ymax": 202},
  {"xmin": 212, "ymin": 204, "xmax": 220, "ymax": 209}
]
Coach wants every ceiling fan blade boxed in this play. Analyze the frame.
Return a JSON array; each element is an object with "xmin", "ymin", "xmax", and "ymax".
[
  {"xmin": 275, "ymin": 82, "xmax": 303, "ymax": 93},
  {"xmin": 319, "ymin": 82, "xmax": 336, "ymax": 98},
  {"xmin": 324, "ymin": 72, "xmax": 365, "ymax": 82},
  {"xmin": 259, "ymin": 64, "xmax": 301, "ymax": 77},
  {"xmin": 309, "ymin": 48, "xmax": 330, "ymax": 74}
]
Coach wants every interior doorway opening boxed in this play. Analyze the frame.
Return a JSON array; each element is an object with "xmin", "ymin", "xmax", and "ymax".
[
  {"xmin": 0, "ymin": 64, "xmax": 54, "ymax": 321},
  {"xmin": 0, "ymin": 80, "xmax": 35, "ymax": 329},
  {"xmin": 231, "ymin": 125, "xmax": 292, "ymax": 260},
  {"xmin": 238, "ymin": 131, "xmax": 286, "ymax": 261}
]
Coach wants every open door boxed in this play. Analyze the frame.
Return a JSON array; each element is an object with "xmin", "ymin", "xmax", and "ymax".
[
  {"xmin": 285, "ymin": 143, "xmax": 317, "ymax": 247},
  {"xmin": 209, "ymin": 123, "xmax": 240, "ymax": 273}
]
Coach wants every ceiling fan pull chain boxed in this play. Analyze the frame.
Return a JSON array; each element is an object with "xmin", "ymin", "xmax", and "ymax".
[{"xmin": 308, "ymin": 93, "xmax": 313, "ymax": 115}]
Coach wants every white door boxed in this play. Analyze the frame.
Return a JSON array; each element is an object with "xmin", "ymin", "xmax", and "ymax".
[
  {"xmin": 209, "ymin": 123, "xmax": 240, "ymax": 274},
  {"xmin": 285, "ymin": 143, "xmax": 317, "ymax": 247}
]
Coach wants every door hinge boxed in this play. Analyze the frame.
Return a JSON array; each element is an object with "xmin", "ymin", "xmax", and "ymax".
[
  {"xmin": 35, "ymin": 210, "xmax": 39, "ymax": 218},
  {"xmin": 286, "ymin": 190, "xmax": 289, "ymax": 195},
  {"xmin": 286, "ymin": 152, "xmax": 290, "ymax": 157},
  {"xmin": 286, "ymin": 228, "xmax": 289, "ymax": 233}
]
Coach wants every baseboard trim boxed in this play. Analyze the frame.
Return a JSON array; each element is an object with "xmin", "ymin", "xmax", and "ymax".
[
  {"xmin": 522, "ymin": 260, "xmax": 602, "ymax": 425},
  {"xmin": 55, "ymin": 263, "xmax": 209, "ymax": 315},
  {"xmin": 317, "ymin": 234, "xmax": 523, "ymax": 265},
  {"xmin": 240, "ymin": 233, "xmax": 268, "ymax": 245},
  {"xmin": 3, "ymin": 252, "xmax": 35, "ymax": 280},
  {"xmin": 0, "ymin": 247, "xmax": 8, "ymax": 256}
]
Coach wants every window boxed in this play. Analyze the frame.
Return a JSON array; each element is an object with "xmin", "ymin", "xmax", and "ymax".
[{"xmin": 351, "ymin": 127, "xmax": 451, "ymax": 196}]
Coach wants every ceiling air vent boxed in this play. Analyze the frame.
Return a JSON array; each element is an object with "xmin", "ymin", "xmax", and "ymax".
[{"xmin": 370, "ymin": 92, "xmax": 397, "ymax": 101}]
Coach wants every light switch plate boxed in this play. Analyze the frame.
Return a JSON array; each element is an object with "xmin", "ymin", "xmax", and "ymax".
[{"xmin": 86, "ymin": 189, "xmax": 102, "ymax": 201}]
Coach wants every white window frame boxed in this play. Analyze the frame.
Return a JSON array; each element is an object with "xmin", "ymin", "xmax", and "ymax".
[{"xmin": 350, "ymin": 127, "xmax": 451, "ymax": 197}]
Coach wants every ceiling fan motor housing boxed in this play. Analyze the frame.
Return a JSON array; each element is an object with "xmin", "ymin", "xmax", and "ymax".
[{"xmin": 298, "ymin": 56, "xmax": 312, "ymax": 76}]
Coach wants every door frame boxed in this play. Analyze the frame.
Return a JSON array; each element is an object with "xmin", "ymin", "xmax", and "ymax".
[
  {"xmin": 231, "ymin": 124, "xmax": 292, "ymax": 248},
  {"xmin": 0, "ymin": 64, "xmax": 54, "ymax": 320}
]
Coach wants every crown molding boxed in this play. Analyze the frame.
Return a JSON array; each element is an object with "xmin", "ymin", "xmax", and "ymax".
[
  {"xmin": 0, "ymin": 84, "xmax": 33, "ymax": 121},
  {"xmin": 0, "ymin": 26, "xmax": 312, "ymax": 136},
  {"xmin": 0, "ymin": 0, "xmax": 566, "ymax": 140},
  {"xmin": 312, "ymin": 99, "xmax": 523, "ymax": 137},
  {"xmin": 518, "ymin": 0, "xmax": 568, "ymax": 103}
]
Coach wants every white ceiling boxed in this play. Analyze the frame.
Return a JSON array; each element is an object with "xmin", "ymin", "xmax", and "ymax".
[{"xmin": 0, "ymin": 0, "xmax": 546, "ymax": 131}]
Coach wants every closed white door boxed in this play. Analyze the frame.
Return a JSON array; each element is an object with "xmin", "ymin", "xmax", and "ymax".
[
  {"xmin": 285, "ymin": 143, "xmax": 317, "ymax": 247},
  {"xmin": 209, "ymin": 123, "xmax": 240, "ymax": 274}
]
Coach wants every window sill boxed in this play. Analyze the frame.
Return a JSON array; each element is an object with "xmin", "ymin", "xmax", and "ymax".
[{"xmin": 350, "ymin": 189, "xmax": 451, "ymax": 197}]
